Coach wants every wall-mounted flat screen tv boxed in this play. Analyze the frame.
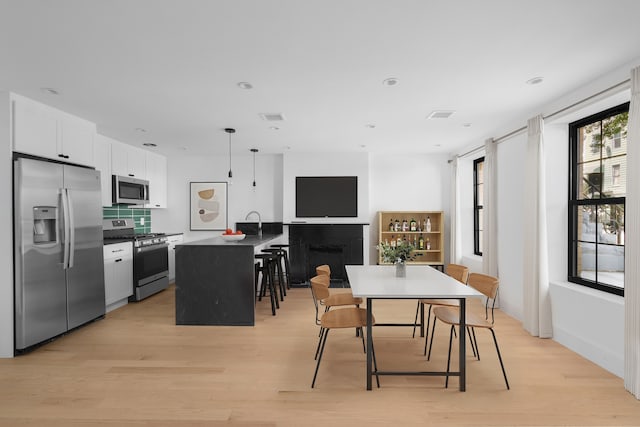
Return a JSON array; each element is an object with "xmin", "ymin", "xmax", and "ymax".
[{"xmin": 295, "ymin": 176, "xmax": 358, "ymax": 218}]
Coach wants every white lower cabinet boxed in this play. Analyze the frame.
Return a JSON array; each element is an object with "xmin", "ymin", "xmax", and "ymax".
[
  {"xmin": 103, "ymin": 242, "xmax": 133, "ymax": 312},
  {"xmin": 167, "ymin": 234, "xmax": 184, "ymax": 283}
]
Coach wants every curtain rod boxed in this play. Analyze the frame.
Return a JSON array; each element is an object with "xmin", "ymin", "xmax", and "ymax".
[{"xmin": 451, "ymin": 78, "xmax": 631, "ymax": 161}]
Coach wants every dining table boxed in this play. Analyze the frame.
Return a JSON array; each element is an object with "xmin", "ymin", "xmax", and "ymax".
[{"xmin": 345, "ymin": 264, "xmax": 483, "ymax": 391}]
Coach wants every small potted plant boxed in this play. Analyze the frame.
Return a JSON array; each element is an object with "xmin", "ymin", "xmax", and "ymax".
[{"xmin": 378, "ymin": 241, "xmax": 416, "ymax": 277}]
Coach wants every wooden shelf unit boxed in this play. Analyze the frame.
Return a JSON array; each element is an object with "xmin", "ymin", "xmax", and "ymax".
[{"xmin": 377, "ymin": 211, "xmax": 444, "ymax": 266}]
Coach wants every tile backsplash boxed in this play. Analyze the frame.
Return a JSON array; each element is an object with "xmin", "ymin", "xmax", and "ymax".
[{"xmin": 103, "ymin": 206, "xmax": 151, "ymax": 234}]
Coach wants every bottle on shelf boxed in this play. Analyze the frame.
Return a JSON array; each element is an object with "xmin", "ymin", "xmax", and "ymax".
[
  {"xmin": 390, "ymin": 235, "xmax": 396, "ymax": 247},
  {"xmin": 394, "ymin": 219, "xmax": 400, "ymax": 232},
  {"xmin": 419, "ymin": 235, "xmax": 424, "ymax": 249},
  {"xmin": 389, "ymin": 219, "xmax": 394, "ymax": 232},
  {"xmin": 413, "ymin": 235, "xmax": 417, "ymax": 248},
  {"xmin": 426, "ymin": 216, "xmax": 432, "ymax": 232},
  {"xmin": 426, "ymin": 237, "xmax": 431, "ymax": 250},
  {"xmin": 410, "ymin": 218, "xmax": 417, "ymax": 231},
  {"xmin": 402, "ymin": 219, "xmax": 408, "ymax": 232},
  {"xmin": 397, "ymin": 235, "xmax": 403, "ymax": 246}
]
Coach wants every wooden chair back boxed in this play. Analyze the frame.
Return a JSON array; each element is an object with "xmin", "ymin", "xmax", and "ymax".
[
  {"xmin": 310, "ymin": 275, "xmax": 331, "ymax": 301},
  {"xmin": 446, "ymin": 264, "xmax": 469, "ymax": 284},
  {"xmin": 316, "ymin": 264, "xmax": 331, "ymax": 277},
  {"xmin": 468, "ymin": 273, "xmax": 499, "ymax": 299}
]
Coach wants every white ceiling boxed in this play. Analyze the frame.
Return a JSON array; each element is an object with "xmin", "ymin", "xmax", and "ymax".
[{"xmin": 2, "ymin": 0, "xmax": 640, "ymax": 157}]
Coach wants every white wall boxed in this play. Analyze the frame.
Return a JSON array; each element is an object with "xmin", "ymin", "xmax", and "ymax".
[
  {"xmin": 152, "ymin": 152, "xmax": 283, "ymax": 243},
  {"xmin": 0, "ymin": 92, "xmax": 14, "ymax": 357},
  {"xmin": 369, "ymin": 153, "xmax": 449, "ymax": 265}
]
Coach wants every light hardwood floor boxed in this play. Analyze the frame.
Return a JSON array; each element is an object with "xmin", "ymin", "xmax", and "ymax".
[{"xmin": 1, "ymin": 285, "xmax": 639, "ymax": 426}]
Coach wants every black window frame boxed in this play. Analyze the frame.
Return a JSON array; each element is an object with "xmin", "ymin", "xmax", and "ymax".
[
  {"xmin": 568, "ymin": 102, "xmax": 628, "ymax": 297},
  {"xmin": 473, "ymin": 157, "xmax": 484, "ymax": 256}
]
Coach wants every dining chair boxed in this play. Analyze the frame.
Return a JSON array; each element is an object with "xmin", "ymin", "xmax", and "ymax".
[
  {"xmin": 412, "ymin": 264, "xmax": 470, "ymax": 353},
  {"xmin": 316, "ymin": 264, "xmax": 331, "ymax": 277},
  {"xmin": 310, "ymin": 274, "xmax": 364, "ymax": 358},
  {"xmin": 310, "ymin": 281, "xmax": 379, "ymax": 388},
  {"xmin": 431, "ymin": 273, "xmax": 510, "ymax": 389}
]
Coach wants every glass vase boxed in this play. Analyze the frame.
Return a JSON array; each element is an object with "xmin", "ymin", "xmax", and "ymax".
[{"xmin": 395, "ymin": 261, "xmax": 406, "ymax": 278}]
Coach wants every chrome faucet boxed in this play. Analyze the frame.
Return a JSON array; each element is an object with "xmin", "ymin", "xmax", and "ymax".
[{"xmin": 245, "ymin": 210, "xmax": 262, "ymax": 236}]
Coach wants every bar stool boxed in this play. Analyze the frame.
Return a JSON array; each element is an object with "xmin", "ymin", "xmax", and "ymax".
[
  {"xmin": 261, "ymin": 248, "xmax": 286, "ymax": 300},
  {"xmin": 270, "ymin": 244, "xmax": 291, "ymax": 290},
  {"xmin": 254, "ymin": 253, "xmax": 279, "ymax": 315}
]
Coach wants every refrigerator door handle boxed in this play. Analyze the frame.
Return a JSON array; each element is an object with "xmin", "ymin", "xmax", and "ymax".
[
  {"xmin": 67, "ymin": 189, "xmax": 75, "ymax": 269},
  {"xmin": 61, "ymin": 188, "xmax": 71, "ymax": 269}
]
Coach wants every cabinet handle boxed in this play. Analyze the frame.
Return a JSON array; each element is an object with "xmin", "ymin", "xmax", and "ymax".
[
  {"xmin": 128, "ymin": 174, "xmax": 134, "ymax": 177},
  {"xmin": 115, "ymin": 258, "xmax": 123, "ymax": 262},
  {"xmin": 58, "ymin": 154, "xmax": 69, "ymax": 159},
  {"xmin": 155, "ymin": 204, "xmax": 160, "ymax": 207}
]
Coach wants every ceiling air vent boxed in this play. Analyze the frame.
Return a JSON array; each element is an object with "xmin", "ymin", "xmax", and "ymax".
[
  {"xmin": 427, "ymin": 110, "xmax": 455, "ymax": 119},
  {"xmin": 259, "ymin": 113, "xmax": 285, "ymax": 121}
]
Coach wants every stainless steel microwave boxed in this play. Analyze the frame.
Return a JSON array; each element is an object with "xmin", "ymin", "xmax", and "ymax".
[{"xmin": 112, "ymin": 175, "xmax": 149, "ymax": 204}]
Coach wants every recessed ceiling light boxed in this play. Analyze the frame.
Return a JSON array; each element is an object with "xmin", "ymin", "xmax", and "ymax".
[
  {"xmin": 365, "ymin": 124, "xmax": 376, "ymax": 129},
  {"xmin": 360, "ymin": 144, "xmax": 367, "ymax": 148},
  {"xmin": 382, "ymin": 77, "xmax": 399, "ymax": 86},
  {"xmin": 526, "ymin": 76, "xmax": 544, "ymax": 85},
  {"xmin": 427, "ymin": 110, "xmax": 455, "ymax": 119},
  {"xmin": 269, "ymin": 126, "xmax": 280, "ymax": 130},
  {"xmin": 284, "ymin": 145, "xmax": 292, "ymax": 150},
  {"xmin": 462, "ymin": 123, "xmax": 472, "ymax": 128},
  {"xmin": 434, "ymin": 144, "xmax": 442, "ymax": 147},
  {"xmin": 40, "ymin": 87, "xmax": 59, "ymax": 95},
  {"xmin": 237, "ymin": 82, "xmax": 253, "ymax": 89},
  {"xmin": 135, "ymin": 127, "xmax": 147, "ymax": 133},
  {"xmin": 143, "ymin": 142, "xmax": 157, "ymax": 147}
]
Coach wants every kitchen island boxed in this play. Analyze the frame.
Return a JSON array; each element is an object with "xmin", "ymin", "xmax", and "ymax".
[{"xmin": 174, "ymin": 234, "xmax": 284, "ymax": 326}]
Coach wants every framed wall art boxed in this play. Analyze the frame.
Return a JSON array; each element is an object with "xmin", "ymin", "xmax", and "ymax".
[{"xmin": 190, "ymin": 181, "xmax": 228, "ymax": 230}]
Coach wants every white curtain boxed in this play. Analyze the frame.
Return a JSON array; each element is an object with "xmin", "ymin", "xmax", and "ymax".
[
  {"xmin": 482, "ymin": 138, "xmax": 498, "ymax": 278},
  {"xmin": 522, "ymin": 115, "xmax": 553, "ymax": 338},
  {"xmin": 625, "ymin": 66, "xmax": 640, "ymax": 399},
  {"xmin": 450, "ymin": 157, "xmax": 462, "ymax": 265}
]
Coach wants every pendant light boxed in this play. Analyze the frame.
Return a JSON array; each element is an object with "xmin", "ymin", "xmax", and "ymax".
[
  {"xmin": 250, "ymin": 148, "xmax": 258, "ymax": 187},
  {"xmin": 224, "ymin": 128, "xmax": 235, "ymax": 179}
]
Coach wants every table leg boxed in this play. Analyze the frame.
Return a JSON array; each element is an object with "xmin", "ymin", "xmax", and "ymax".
[
  {"xmin": 366, "ymin": 298, "xmax": 373, "ymax": 390},
  {"xmin": 420, "ymin": 302, "xmax": 425, "ymax": 337},
  {"xmin": 459, "ymin": 298, "xmax": 466, "ymax": 391}
]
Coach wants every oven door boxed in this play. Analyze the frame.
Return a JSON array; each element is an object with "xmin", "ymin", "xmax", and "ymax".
[{"xmin": 134, "ymin": 243, "xmax": 169, "ymax": 287}]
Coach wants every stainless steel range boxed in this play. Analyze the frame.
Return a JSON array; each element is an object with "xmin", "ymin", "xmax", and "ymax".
[{"xmin": 103, "ymin": 219, "xmax": 169, "ymax": 301}]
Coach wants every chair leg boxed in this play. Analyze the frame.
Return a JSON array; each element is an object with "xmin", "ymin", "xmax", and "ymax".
[
  {"xmin": 490, "ymin": 329, "xmax": 510, "ymax": 390},
  {"xmin": 470, "ymin": 327, "xmax": 480, "ymax": 360},
  {"xmin": 359, "ymin": 327, "xmax": 366, "ymax": 353},
  {"xmin": 311, "ymin": 329, "xmax": 330, "ymax": 388},
  {"xmin": 427, "ymin": 316, "xmax": 438, "ymax": 361},
  {"xmin": 423, "ymin": 305, "xmax": 432, "ymax": 355},
  {"xmin": 467, "ymin": 326, "xmax": 477, "ymax": 359},
  {"xmin": 445, "ymin": 324, "xmax": 455, "ymax": 389},
  {"xmin": 412, "ymin": 301, "xmax": 421, "ymax": 338},
  {"xmin": 315, "ymin": 327, "xmax": 325, "ymax": 360}
]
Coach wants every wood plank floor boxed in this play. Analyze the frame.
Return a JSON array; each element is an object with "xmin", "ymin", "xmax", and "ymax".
[{"xmin": 1, "ymin": 285, "xmax": 639, "ymax": 426}]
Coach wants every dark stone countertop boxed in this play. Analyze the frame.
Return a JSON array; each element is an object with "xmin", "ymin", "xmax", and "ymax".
[{"xmin": 177, "ymin": 233, "xmax": 283, "ymax": 247}]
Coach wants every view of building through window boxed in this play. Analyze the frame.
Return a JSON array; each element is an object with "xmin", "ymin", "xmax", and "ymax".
[
  {"xmin": 569, "ymin": 103, "xmax": 627, "ymax": 295},
  {"xmin": 474, "ymin": 157, "xmax": 484, "ymax": 256}
]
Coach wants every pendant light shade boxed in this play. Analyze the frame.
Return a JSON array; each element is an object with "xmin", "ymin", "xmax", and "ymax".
[
  {"xmin": 250, "ymin": 148, "xmax": 258, "ymax": 187},
  {"xmin": 224, "ymin": 128, "xmax": 235, "ymax": 178}
]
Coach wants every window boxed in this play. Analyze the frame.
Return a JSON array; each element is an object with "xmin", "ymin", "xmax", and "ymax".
[
  {"xmin": 568, "ymin": 103, "xmax": 628, "ymax": 296},
  {"xmin": 612, "ymin": 164, "xmax": 621, "ymax": 186},
  {"xmin": 473, "ymin": 157, "xmax": 484, "ymax": 256}
]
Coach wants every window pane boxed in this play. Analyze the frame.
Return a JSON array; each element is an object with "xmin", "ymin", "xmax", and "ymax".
[
  {"xmin": 478, "ymin": 230, "xmax": 483, "ymax": 253},
  {"xmin": 602, "ymin": 157, "xmax": 626, "ymax": 197},
  {"xmin": 577, "ymin": 241, "xmax": 596, "ymax": 281},
  {"xmin": 598, "ymin": 204, "xmax": 624, "ymax": 245},
  {"xmin": 476, "ymin": 161, "xmax": 484, "ymax": 184},
  {"xmin": 579, "ymin": 122, "xmax": 601, "ymax": 163},
  {"xmin": 578, "ymin": 160, "xmax": 602, "ymax": 199},
  {"xmin": 476, "ymin": 183, "xmax": 483, "ymax": 207},
  {"xmin": 596, "ymin": 244, "xmax": 624, "ymax": 288},
  {"xmin": 602, "ymin": 113, "xmax": 628, "ymax": 158},
  {"xmin": 577, "ymin": 205, "xmax": 596, "ymax": 243},
  {"xmin": 477, "ymin": 208, "xmax": 483, "ymax": 231}
]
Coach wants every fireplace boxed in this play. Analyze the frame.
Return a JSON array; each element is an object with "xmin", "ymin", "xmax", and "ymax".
[{"xmin": 288, "ymin": 224, "xmax": 364, "ymax": 286}]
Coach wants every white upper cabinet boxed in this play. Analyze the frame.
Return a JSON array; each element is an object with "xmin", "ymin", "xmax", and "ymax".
[
  {"xmin": 145, "ymin": 151, "xmax": 167, "ymax": 208},
  {"xmin": 12, "ymin": 94, "xmax": 96, "ymax": 167},
  {"xmin": 111, "ymin": 141, "xmax": 147, "ymax": 179},
  {"xmin": 94, "ymin": 134, "xmax": 113, "ymax": 207}
]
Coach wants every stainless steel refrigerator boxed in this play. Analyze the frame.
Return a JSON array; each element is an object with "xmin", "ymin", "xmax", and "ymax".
[{"xmin": 14, "ymin": 157, "xmax": 105, "ymax": 351}]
